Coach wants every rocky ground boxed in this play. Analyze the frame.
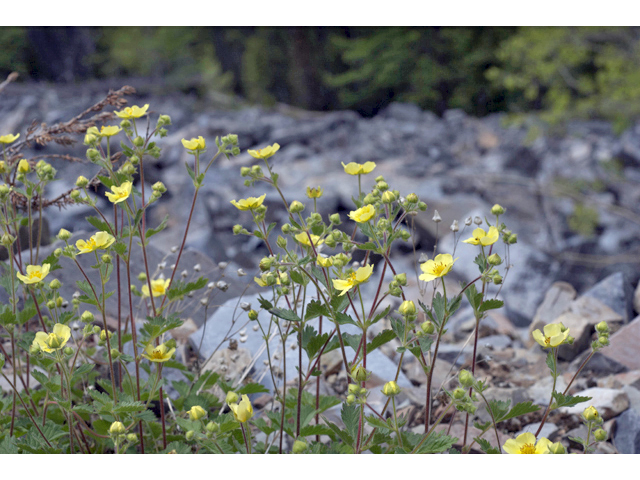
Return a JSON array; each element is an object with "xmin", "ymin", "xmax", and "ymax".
[{"xmin": 1, "ymin": 79, "xmax": 640, "ymax": 453}]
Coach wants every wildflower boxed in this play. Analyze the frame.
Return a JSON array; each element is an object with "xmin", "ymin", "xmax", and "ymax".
[
  {"xmin": 462, "ymin": 226, "xmax": 499, "ymax": 246},
  {"xmin": 226, "ymin": 391, "xmax": 239, "ymax": 405},
  {"xmin": 141, "ymin": 278, "xmax": 170, "ymax": 297},
  {"xmin": 292, "ymin": 439, "xmax": 307, "ymax": 454},
  {"xmin": 317, "ymin": 255, "xmax": 333, "ymax": 268},
  {"xmin": 547, "ymin": 442, "xmax": 566, "ymax": 454},
  {"xmin": 230, "ymin": 194, "xmax": 266, "ymax": 211},
  {"xmin": 419, "ymin": 254, "xmax": 456, "ymax": 282},
  {"xmin": 532, "ymin": 323, "xmax": 570, "ymax": 349},
  {"xmin": 17, "ymin": 263, "xmax": 51, "ymax": 284},
  {"xmin": 181, "ymin": 136, "xmax": 206, "ymax": 151},
  {"xmin": 188, "ymin": 405, "xmax": 207, "ymax": 421},
  {"xmin": 306, "ymin": 186, "xmax": 323, "ymax": 199},
  {"xmin": 248, "ymin": 143, "xmax": 280, "ymax": 160},
  {"xmin": 341, "ymin": 161, "xmax": 376, "ymax": 175},
  {"xmin": 105, "ymin": 181, "xmax": 132, "ymax": 204},
  {"xmin": 332, "ymin": 264, "xmax": 374, "ymax": 296},
  {"xmin": 229, "ymin": 394, "xmax": 254, "ymax": 423},
  {"xmin": 76, "ymin": 231, "xmax": 115, "ymax": 254},
  {"xmin": 295, "ymin": 232, "xmax": 323, "ymax": 247},
  {"xmin": 99, "ymin": 126, "xmax": 122, "ymax": 137},
  {"xmin": 398, "ymin": 300, "xmax": 416, "ymax": 316},
  {"xmin": 114, "ymin": 104, "xmax": 150, "ymax": 119},
  {"xmin": 17, "ymin": 159, "xmax": 30, "ymax": 174},
  {"xmin": 109, "ymin": 421, "xmax": 126, "ymax": 436},
  {"xmin": 382, "ymin": 380, "xmax": 401, "ymax": 397},
  {"xmin": 348, "ymin": 204, "xmax": 376, "ymax": 223},
  {"xmin": 0, "ymin": 133, "xmax": 20, "ymax": 144},
  {"xmin": 503, "ymin": 432, "xmax": 552, "ymax": 454},
  {"xmin": 254, "ymin": 273, "xmax": 278, "ymax": 287},
  {"xmin": 141, "ymin": 342, "xmax": 175, "ymax": 362},
  {"xmin": 583, "ymin": 406, "xmax": 600, "ymax": 422},
  {"xmin": 32, "ymin": 323, "xmax": 71, "ymax": 353}
]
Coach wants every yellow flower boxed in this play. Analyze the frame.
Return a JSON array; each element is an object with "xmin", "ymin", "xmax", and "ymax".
[
  {"xmin": 114, "ymin": 104, "xmax": 150, "ymax": 119},
  {"xmin": 295, "ymin": 232, "xmax": 323, "ymax": 247},
  {"xmin": 188, "ymin": 405, "xmax": 207, "ymax": 421},
  {"xmin": 419, "ymin": 254, "xmax": 456, "ymax": 282},
  {"xmin": 105, "ymin": 181, "xmax": 132, "ymax": 204},
  {"xmin": 348, "ymin": 204, "xmax": 376, "ymax": 223},
  {"xmin": 317, "ymin": 255, "xmax": 333, "ymax": 268},
  {"xmin": 382, "ymin": 380, "xmax": 401, "ymax": 397},
  {"xmin": 332, "ymin": 264, "xmax": 374, "ymax": 296},
  {"xmin": 306, "ymin": 186, "xmax": 324, "ymax": 199},
  {"xmin": 462, "ymin": 226, "xmax": 499, "ymax": 246},
  {"xmin": 248, "ymin": 143, "xmax": 280, "ymax": 160},
  {"xmin": 230, "ymin": 194, "xmax": 266, "ymax": 211},
  {"xmin": 141, "ymin": 278, "xmax": 170, "ymax": 298},
  {"xmin": 17, "ymin": 159, "xmax": 30, "ymax": 174},
  {"xmin": 109, "ymin": 421, "xmax": 126, "ymax": 436},
  {"xmin": 76, "ymin": 231, "xmax": 115, "ymax": 254},
  {"xmin": 583, "ymin": 406, "xmax": 599, "ymax": 422},
  {"xmin": 32, "ymin": 323, "xmax": 71, "ymax": 353},
  {"xmin": 181, "ymin": 136, "xmax": 206, "ymax": 151},
  {"xmin": 229, "ymin": 394, "xmax": 254, "ymax": 423},
  {"xmin": 100, "ymin": 125, "xmax": 122, "ymax": 137},
  {"xmin": 0, "ymin": 133, "xmax": 20, "ymax": 144},
  {"xmin": 341, "ymin": 161, "xmax": 376, "ymax": 175},
  {"xmin": 532, "ymin": 323, "xmax": 570, "ymax": 348},
  {"xmin": 141, "ymin": 342, "xmax": 175, "ymax": 362},
  {"xmin": 17, "ymin": 263, "xmax": 50, "ymax": 284},
  {"xmin": 503, "ymin": 432, "xmax": 552, "ymax": 454}
]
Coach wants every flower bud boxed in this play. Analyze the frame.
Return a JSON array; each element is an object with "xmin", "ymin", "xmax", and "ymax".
[
  {"xmin": 159, "ymin": 114, "xmax": 172, "ymax": 126},
  {"xmin": 418, "ymin": 201, "xmax": 428, "ymax": 211},
  {"xmin": 49, "ymin": 278, "xmax": 62, "ymax": 290},
  {"xmin": 110, "ymin": 348, "xmax": 120, "ymax": 360},
  {"xmin": 205, "ymin": 421, "xmax": 219, "ymax": 434},
  {"xmin": 594, "ymin": 428, "xmax": 607, "ymax": 442},
  {"xmin": 548, "ymin": 442, "xmax": 566, "ymax": 454},
  {"xmin": 351, "ymin": 365, "xmax": 369, "ymax": 383},
  {"xmin": 70, "ymin": 190, "xmax": 81, "ymax": 201},
  {"xmin": 329, "ymin": 213, "xmax": 341, "ymax": 225},
  {"xmin": 491, "ymin": 204, "xmax": 506, "ymax": 216},
  {"xmin": 394, "ymin": 273, "xmax": 407, "ymax": 286},
  {"xmin": 240, "ymin": 167, "xmax": 251, "ymax": 177},
  {"xmin": 382, "ymin": 380, "xmax": 401, "ymax": 397},
  {"xmin": 381, "ymin": 191, "xmax": 396, "ymax": 204},
  {"xmin": 232, "ymin": 224, "xmax": 243, "ymax": 235},
  {"xmin": 292, "ymin": 439, "xmax": 307, "ymax": 454},
  {"xmin": 281, "ymin": 224, "xmax": 292, "ymax": 235},
  {"xmin": 81, "ymin": 311, "xmax": 94, "ymax": 323},
  {"xmin": 508, "ymin": 233, "xmax": 518, "ymax": 244},
  {"xmin": 109, "ymin": 421, "xmax": 126, "ymax": 436},
  {"xmin": 458, "ymin": 369, "xmax": 474, "ymax": 388},
  {"xmin": 421, "ymin": 321, "xmax": 435, "ymax": 335},
  {"xmin": 487, "ymin": 253, "xmax": 502, "ymax": 266},
  {"xmin": 152, "ymin": 181, "xmax": 167, "ymax": 194},
  {"xmin": 101, "ymin": 254, "xmax": 112, "ymax": 264},
  {"xmin": 289, "ymin": 200, "xmax": 305, "ymax": 215},
  {"xmin": 47, "ymin": 300, "xmax": 56, "ymax": 309},
  {"xmin": 595, "ymin": 321, "xmax": 609, "ymax": 334},
  {"xmin": 100, "ymin": 330, "xmax": 112, "ymax": 342},
  {"xmin": 75, "ymin": 176, "xmax": 89, "ymax": 188},
  {"xmin": 226, "ymin": 391, "xmax": 239, "ymax": 405},
  {"xmin": 492, "ymin": 274, "xmax": 503, "ymax": 285},
  {"xmin": 346, "ymin": 394, "xmax": 356, "ymax": 405},
  {"xmin": 398, "ymin": 300, "xmax": 416, "ymax": 316},
  {"xmin": 259, "ymin": 257, "xmax": 274, "ymax": 271},
  {"xmin": 126, "ymin": 433, "xmax": 138, "ymax": 443},
  {"xmin": 583, "ymin": 406, "xmax": 600, "ymax": 422},
  {"xmin": 17, "ymin": 159, "xmax": 30, "ymax": 174},
  {"xmin": 453, "ymin": 388, "xmax": 466, "ymax": 400},
  {"xmin": 29, "ymin": 344, "xmax": 41, "ymax": 355},
  {"xmin": 432, "ymin": 210, "xmax": 442, "ymax": 223},
  {"xmin": 185, "ymin": 430, "xmax": 195, "ymax": 441},
  {"xmin": 57, "ymin": 228, "xmax": 72, "ymax": 241},
  {"xmin": 188, "ymin": 405, "xmax": 207, "ymax": 421},
  {"xmin": 133, "ymin": 136, "xmax": 144, "ymax": 147},
  {"xmin": 598, "ymin": 336, "xmax": 609, "ymax": 347},
  {"xmin": 63, "ymin": 346, "xmax": 74, "ymax": 356},
  {"xmin": 86, "ymin": 148, "xmax": 101, "ymax": 163}
]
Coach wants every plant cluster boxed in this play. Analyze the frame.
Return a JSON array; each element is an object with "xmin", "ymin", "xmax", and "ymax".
[{"xmin": 0, "ymin": 87, "xmax": 609, "ymax": 453}]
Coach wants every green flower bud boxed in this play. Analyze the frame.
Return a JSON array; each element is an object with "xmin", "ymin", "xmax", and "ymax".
[
  {"xmin": 405, "ymin": 193, "xmax": 418, "ymax": 203},
  {"xmin": 598, "ymin": 336, "xmax": 609, "ymax": 347},
  {"xmin": 57, "ymin": 228, "xmax": 71, "ymax": 241},
  {"xmin": 185, "ymin": 430, "xmax": 195, "ymax": 441},
  {"xmin": 292, "ymin": 439, "xmax": 307, "ymax": 454},
  {"xmin": 250, "ymin": 165, "xmax": 263, "ymax": 177},
  {"xmin": 548, "ymin": 442, "xmax": 566, "ymax": 454},
  {"xmin": 130, "ymin": 155, "xmax": 140, "ymax": 165},
  {"xmin": 240, "ymin": 167, "xmax": 251, "ymax": 177},
  {"xmin": 583, "ymin": 406, "xmax": 600, "ymax": 422},
  {"xmin": 248, "ymin": 309, "xmax": 258, "ymax": 321},
  {"xmin": 109, "ymin": 421, "xmax": 126, "ymax": 436},
  {"xmin": 281, "ymin": 224, "xmax": 292, "ymax": 235},
  {"xmin": 508, "ymin": 233, "xmax": 518, "ymax": 244},
  {"xmin": 81, "ymin": 311, "xmax": 94, "ymax": 323},
  {"xmin": 86, "ymin": 148, "xmax": 101, "ymax": 163},
  {"xmin": 453, "ymin": 388, "xmax": 466, "ymax": 400},
  {"xmin": 491, "ymin": 204, "xmax": 506, "ymax": 216},
  {"xmin": 381, "ymin": 191, "xmax": 396, "ymax": 204},
  {"xmin": 330, "ymin": 213, "xmax": 341, "ymax": 225},
  {"xmin": 398, "ymin": 300, "xmax": 416, "ymax": 316},
  {"xmin": 276, "ymin": 235, "xmax": 287, "ymax": 249},
  {"xmin": 126, "ymin": 433, "xmax": 138, "ymax": 443},
  {"xmin": 100, "ymin": 329, "xmax": 112, "ymax": 342},
  {"xmin": 133, "ymin": 136, "xmax": 144, "ymax": 147},
  {"xmin": 458, "ymin": 369, "xmax": 474, "ymax": 388},
  {"xmin": 70, "ymin": 190, "xmax": 81, "ymax": 201},
  {"xmin": 374, "ymin": 175, "xmax": 385, "ymax": 183},
  {"xmin": 188, "ymin": 405, "xmax": 207, "ymax": 421},
  {"xmin": 487, "ymin": 253, "xmax": 502, "ymax": 266},
  {"xmin": 233, "ymin": 224, "xmax": 243, "ymax": 235},
  {"xmin": 382, "ymin": 380, "xmax": 401, "ymax": 397},
  {"xmin": 159, "ymin": 114, "xmax": 172, "ymax": 126},
  {"xmin": 351, "ymin": 365, "xmax": 369, "ymax": 383},
  {"xmin": 152, "ymin": 181, "xmax": 167, "ymax": 193},
  {"xmin": 47, "ymin": 300, "xmax": 56, "ymax": 309},
  {"xmin": 388, "ymin": 286, "xmax": 402, "ymax": 297},
  {"xmin": 363, "ymin": 193, "xmax": 377, "ymax": 205},
  {"xmin": 226, "ymin": 391, "xmax": 239, "ymax": 405},
  {"xmin": 324, "ymin": 236, "xmax": 336, "ymax": 248},
  {"xmin": 63, "ymin": 346, "xmax": 74, "ymax": 356},
  {"xmin": 55, "ymin": 297, "xmax": 64, "ymax": 308},
  {"xmin": 400, "ymin": 230, "xmax": 411, "ymax": 241},
  {"xmin": 595, "ymin": 321, "xmax": 610, "ymax": 334},
  {"xmin": 421, "ymin": 321, "xmax": 435, "ymax": 335},
  {"xmin": 49, "ymin": 278, "xmax": 62, "ymax": 290},
  {"xmin": 259, "ymin": 257, "xmax": 274, "ymax": 271},
  {"xmin": 0, "ymin": 185, "xmax": 10, "ymax": 198},
  {"xmin": 348, "ymin": 383, "xmax": 360, "ymax": 395},
  {"xmin": 205, "ymin": 421, "xmax": 219, "ymax": 434},
  {"xmin": 29, "ymin": 344, "xmax": 41, "ymax": 355},
  {"xmin": 376, "ymin": 181, "xmax": 388, "ymax": 191},
  {"xmin": 594, "ymin": 428, "xmax": 607, "ymax": 442},
  {"xmin": 418, "ymin": 201, "xmax": 428, "ymax": 211},
  {"xmin": 110, "ymin": 348, "xmax": 120, "ymax": 360},
  {"xmin": 75, "ymin": 176, "xmax": 89, "ymax": 188},
  {"xmin": 492, "ymin": 273, "xmax": 503, "ymax": 285},
  {"xmin": 93, "ymin": 325, "xmax": 101, "ymax": 334},
  {"xmin": 232, "ymin": 147, "xmax": 241, "ymax": 156}
]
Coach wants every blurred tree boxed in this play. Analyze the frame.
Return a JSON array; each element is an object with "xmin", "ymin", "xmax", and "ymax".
[{"xmin": 0, "ymin": 27, "xmax": 28, "ymax": 78}]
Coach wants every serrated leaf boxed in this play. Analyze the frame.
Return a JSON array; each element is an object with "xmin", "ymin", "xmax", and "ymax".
[
  {"xmin": 551, "ymin": 392, "xmax": 592, "ymax": 409},
  {"xmin": 546, "ymin": 350, "xmax": 557, "ymax": 378},
  {"xmin": 322, "ymin": 417, "xmax": 353, "ymax": 445},
  {"xmin": 166, "ymin": 277, "xmax": 208, "ymax": 302},
  {"xmin": 334, "ymin": 311, "xmax": 358, "ymax": 326},
  {"xmin": 476, "ymin": 437, "xmax": 501, "ymax": 454},
  {"xmin": 487, "ymin": 399, "xmax": 511, "ymax": 422},
  {"xmin": 366, "ymin": 329, "xmax": 396, "ymax": 354},
  {"xmin": 342, "ymin": 332, "xmax": 362, "ymax": 352},
  {"xmin": 86, "ymin": 215, "xmax": 112, "ymax": 233},
  {"xmin": 367, "ymin": 305, "xmax": 391, "ymax": 327},
  {"xmin": 413, "ymin": 430, "xmax": 458, "ymax": 454},
  {"xmin": 496, "ymin": 401, "xmax": 541, "ymax": 423},
  {"xmin": 304, "ymin": 299, "xmax": 329, "ymax": 321},
  {"xmin": 269, "ymin": 307, "xmax": 302, "ymax": 323},
  {"xmin": 365, "ymin": 415, "xmax": 392, "ymax": 431},
  {"xmin": 237, "ymin": 383, "xmax": 269, "ymax": 395},
  {"xmin": 478, "ymin": 299, "xmax": 504, "ymax": 313},
  {"xmin": 113, "ymin": 401, "xmax": 147, "ymax": 414},
  {"xmin": 341, "ymin": 404, "xmax": 360, "ymax": 444}
]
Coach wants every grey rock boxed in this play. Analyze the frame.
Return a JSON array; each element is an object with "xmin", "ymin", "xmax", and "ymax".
[
  {"xmin": 614, "ymin": 408, "xmax": 640, "ymax": 454},
  {"xmin": 529, "ymin": 281, "xmax": 576, "ymax": 334},
  {"xmin": 601, "ymin": 315, "xmax": 640, "ymax": 370},
  {"xmin": 582, "ymin": 272, "xmax": 635, "ymax": 323},
  {"xmin": 560, "ymin": 387, "xmax": 629, "ymax": 420}
]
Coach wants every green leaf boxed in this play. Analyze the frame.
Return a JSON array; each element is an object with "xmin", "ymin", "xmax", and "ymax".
[
  {"xmin": 367, "ymin": 305, "xmax": 391, "ymax": 327},
  {"xmin": 366, "ymin": 329, "xmax": 396, "ymax": 354},
  {"xmin": 86, "ymin": 215, "xmax": 112, "ymax": 233},
  {"xmin": 166, "ymin": 276, "xmax": 208, "ymax": 302},
  {"xmin": 365, "ymin": 415, "xmax": 393, "ymax": 431},
  {"xmin": 145, "ymin": 214, "xmax": 169, "ymax": 239},
  {"xmin": 496, "ymin": 401, "xmax": 541, "ymax": 423},
  {"xmin": 546, "ymin": 350, "xmax": 557, "ymax": 379},
  {"xmin": 478, "ymin": 299, "xmax": 504, "ymax": 313},
  {"xmin": 551, "ymin": 392, "xmax": 592, "ymax": 409},
  {"xmin": 237, "ymin": 383, "xmax": 269, "ymax": 395},
  {"xmin": 333, "ymin": 312, "xmax": 358, "ymax": 326},
  {"xmin": 304, "ymin": 299, "xmax": 329, "ymax": 321},
  {"xmin": 413, "ymin": 430, "xmax": 458, "ymax": 454},
  {"xmin": 113, "ymin": 401, "xmax": 147, "ymax": 414},
  {"xmin": 342, "ymin": 332, "xmax": 362, "ymax": 352},
  {"xmin": 341, "ymin": 404, "xmax": 360, "ymax": 443},
  {"xmin": 476, "ymin": 437, "xmax": 501, "ymax": 454},
  {"xmin": 268, "ymin": 308, "xmax": 302, "ymax": 323},
  {"xmin": 357, "ymin": 241, "xmax": 378, "ymax": 251},
  {"xmin": 431, "ymin": 293, "xmax": 446, "ymax": 326},
  {"xmin": 487, "ymin": 399, "xmax": 511, "ymax": 422}
]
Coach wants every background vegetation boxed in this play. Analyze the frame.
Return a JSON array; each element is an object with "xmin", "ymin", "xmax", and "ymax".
[{"xmin": 3, "ymin": 27, "xmax": 640, "ymax": 127}]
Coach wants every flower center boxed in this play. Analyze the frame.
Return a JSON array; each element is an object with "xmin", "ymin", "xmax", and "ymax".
[
  {"xmin": 47, "ymin": 333, "xmax": 63, "ymax": 349},
  {"xmin": 30, "ymin": 271, "xmax": 43, "ymax": 280},
  {"xmin": 432, "ymin": 263, "xmax": 447, "ymax": 276},
  {"xmin": 151, "ymin": 349, "xmax": 165, "ymax": 359},
  {"xmin": 544, "ymin": 336, "xmax": 551, "ymax": 345},
  {"xmin": 519, "ymin": 443, "xmax": 537, "ymax": 454}
]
